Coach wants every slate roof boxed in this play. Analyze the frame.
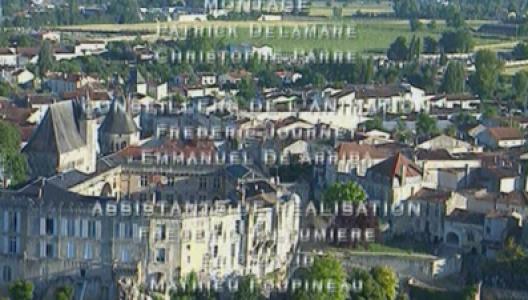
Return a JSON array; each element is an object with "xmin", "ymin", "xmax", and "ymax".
[
  {"xmin": 447, "ymin": 208, "xmax": 485, "ymax": 226},
  {"xmin": 409, "ymin": 188, "xmax": 452, "ymax": 203},
  {"xmin": 99, "ymin": 97, "xmax": 138, "ymax": 135},
  {"xmin": 23, "ymin": 100, "xmax": 85, "ymax": 154}
]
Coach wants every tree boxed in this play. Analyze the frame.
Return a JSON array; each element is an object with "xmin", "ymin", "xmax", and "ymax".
[
  {"xmin": 423, "ymin": 37, "xmax": 438, "ymax": 54},
  {"xmin": 416, "ymin": 112, "xmax": 439, "ymax": 141},
  {"xmin": 364, "ymin": 116, "xmax": 384, "ymax": 131},
  {"xmin": 439, "ymin": 29, "xmax": 473, "ymax": 53},
  {"xmin": 427, "ymin": 20, "xmax": 437, "ymax": 31},
  {"xmin": 393, "ymin": 118, "xmax": 412, "ymax": 143},
  {"xmin": 409, "ymin": 18, "xmax": 423, "ymax": 32},
  {"xmin": 513, "ymin": 71, "xmax": 528, "ymax": 112},
  {"xmin": 387, "ymin": 36, "xmax": 408, "ymax": 62},
  {"xmin": 0, "ymin": 121, "xmax": 28, "ymax": 187},
  {"xmin": 290, "ymin": 255, "xmax": 347, "ymax": 300},
  {"xmin": 55, "ymin": 285, "xmax": 74, "ymax": 300},
  {"xmin": 513, "ymin": 42, "xmax": 528, "ymax": 60},
  {"xmin": 445, "ymin": 9, "xmax": 465, "ymax": 28},
  {"xmin": 497, "ymin": 237, "xmax": 526, "ymax": 262},
  {"xmin": 322, "ymin": 182, "xmax": 366, "ymax": 206},
  {"xmin": 232, "ymin": 275, "xmax": 264, "ymax": 300},
  {"xmin": 9, "ymin": 280, "xmax": 33, "ymax": 300},
  {"xmin": 349, "ymin": 266, "xmax": 398, "ymax": 300},
  {"xmin": 393, "ymin": 0, "xmax": 419, "ymax": 18},
  {"xmin": 407, "ymin": 35, "xmax": 421, "ymax": 61},
  {"xmin": 441, "ymin": 61, "xmax": 465, "ymax": 94},
  {"xmin": 170, "ymin": 272, "xmax": 217, "ymax": 300},
  {"xmin": 107, "ymin": 0, "xmax": 140, "ymax": 24},
  {"xmin": 470, "ymin": 50, "xmax": 503, "ymax": 99},
  {"xmin": 371, "ymin": 266, "xmax": 398, "ymax": 300},
  {"xmin": 38, "ymin": 40, "xmax": 54, "ymax": 77},
  {"xmin": 237, "ymin": 77, "xmax": 257, "ymax": 103}
]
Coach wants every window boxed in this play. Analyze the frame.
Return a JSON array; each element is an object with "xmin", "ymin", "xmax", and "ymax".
[
  {"xmin": 168, "ymin": 176, "xmax": 175, "ymax": 186},
  {"xmin": 122, "ymin": 223, "xmax": 134, "ymax": 240},
  {"xmin": 199, "ymin": 176, "xmax": 207, "ymax": 189},
  {"xmin": 140, "ymin": 175, "xmax": 148, "ymax": 187},
  {"xmin": 87, "ymin": 221, "xmax": 96, "ymax": 238},
  {"xmin": 156, "ymin": 248, "xmax": 166, "ymax": 263},
  {"xmin": 46, "ymin": 218, "xmax": 55, "ymax": 236},
  {"xmin": 155, "ymin": 224, "xmax": 166, "ymax": 241},
  {"xmin": 235, "ymin": 220, "xmax": 241, "ymax": 234},
  {"xmin": 84, "ymin": 244, "xmax": 93, "ymax": 260},
  {"xmin": 213, "ymin": 177, "xmax": 220, "ymax": 188},
  {"xmin": 67, "ymin": 242, "xmax": 75, "ymax": 259},
  {"xmin": 9, "ymin": 212, "xmax": 18, "ymax": 233},
  {"xmin": 467, "ymin": 231, "xmax": 475, "ymax": 242},
  {"xmin": 215, "ymin": 223, "xmax": 223, "ymax": 236},
  {"xmin": 2, "ymin": 266, "xmax": 11, "ymax": 282},
  {"xmin": 121, "ymin": 249, "xmax": 130, "ymax": 262},
  {"xmin": 8, "ymin": 237, "xmax": 17, "ymax": 255},
  {"xmin": 213, "ymin": 245, "xmax": 218, "ymax": 258},
  {"xmin": 67, "ymin": 219, "xmax": 75, "ymax": 237},
  {"xmin": 46, "ymin": 243, "xmax": 55, "ymax": 258}
]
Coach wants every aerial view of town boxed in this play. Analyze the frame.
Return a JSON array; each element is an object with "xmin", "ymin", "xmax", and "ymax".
[{"xmin": 1, "ymin": 0, "xmax": 528, "ymax": 299}]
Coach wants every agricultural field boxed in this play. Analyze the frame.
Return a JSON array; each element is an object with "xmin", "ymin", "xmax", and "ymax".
[
  {"xmin": 308, "ymin": 0, "xmax": 394, "ymax": 17},
  {"xmin": 57, "ymin": 19, "xmax": 505, "ymax": 54}
]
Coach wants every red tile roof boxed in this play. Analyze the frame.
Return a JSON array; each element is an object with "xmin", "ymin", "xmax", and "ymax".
[{"xmin": 488, "ymin": 127, "xmax": 523, "ymax": 141}]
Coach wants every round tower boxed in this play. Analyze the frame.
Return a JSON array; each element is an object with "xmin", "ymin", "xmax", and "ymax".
[{"xmin": 99, "ymin": 96, "xmax": 140, "ymax": 155}]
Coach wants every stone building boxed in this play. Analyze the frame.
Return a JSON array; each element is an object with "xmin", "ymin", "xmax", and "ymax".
[
  {"xmin": 22, "ymin": 100, "xmax": 97, "ymax": 177},
  {"xmin": 98, "ymin": 96, "xmax": 140, "ymax": 155},
  {"xmin": 0, "ymin": 170, "xmax": 300, "ymax": 299}
]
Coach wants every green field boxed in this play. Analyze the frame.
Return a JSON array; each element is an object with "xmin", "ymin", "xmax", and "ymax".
[
  {"xmin": 309, "ymin": 1, "xmax": 394, "ymax": 17},
  {"xmin": 57, "ymin": 19, "xmax": 505, "ymax": 53}
]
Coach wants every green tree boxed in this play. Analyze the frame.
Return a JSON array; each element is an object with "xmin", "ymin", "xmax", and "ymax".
[
  {"xmin": 349, "ymin": 267, "xmax": 397, "ymax": 300},
  {"xmin": 416, "ymin": 112, "xmax": 439, "ymax": 141},
  {"xmin": 232, "ymin": 275, "xmax": 264, "ymax": 300},
  {"xmin": 470, "ymin": 50, "xmax": 503, "ymax": 99},
  {"xmin": 393, "ymin": 0, "xmax": 419, "ymax": 18},
  {"xmin": 439, "ymin": 29, "xmax": 473, "ymax": 53},
  {"xmin": 423, "ymin": 37, "xmax": 438, "ymax": 54},
  {"xmin": 513, "ymin": 42, "xmax": 528, "ymax": 60},
  {"xmin": 290, "ymin": 255, "xmax": 347, "ymax": 300},
  {"xmin": 445, "ymin": 8, "xmax": 465, "ymax": 28},
  {"xmin": 322, "ymin": 182, "xmax": 366, "ymax": 206},
  {"xmin": 393, "ymin": 118, "xmax": 412, "ymax": 143},
  {"xmin": 37, "ymin": 40, "xmax": 54, "ymax": 77},
  {"xmin": 364, "ymin": 116, "xmax": 384, "ymax": 131},
  {"xmin": 497, "ymin": 237, "xmax": 525, "ymax": 262},
  {"xmin": 409, "ymin": 18, "xmax": 423, "ymax": 32},
  {"xmin": 371, "ymin": 266, "xmax": 398, "ymax": 300},
  {"xmin": 0, "ymin": 121, "xmax": 28, "ymax": 187},
  {"xmin": 513, "ymin": 71, "xmax": 528, "ymax": 113},
  {"xmin": 427, "ymin": 20, "xmax": 437, "ymax": 31},
  {"xmin": 55, "ymin": 285, "xmax": 74, "ymax": 300},
  {"xmin": 407, "ymin": 35, "xmax": 421, "ymax": 61},
  {"xmin": 8, "ymin": 280, "xmax": 33, "ymax": 300},
  {"xmin": 0, "ymin": 82, "xmax": 12, "ymax": 97},
  {"xmin": 237, "ymin": 77, "xmax": 257, "ymax": 104},
  {"xmin": 387, "ymin": 36, "xmax": 408, "ymax": 62},
  {"xmin": 170, "ymin": 272, "xmax": 217, "ymax": 300},
  {"xmin": 441, "ymin": 61, "xmax": 465, "ymax": 94}
]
